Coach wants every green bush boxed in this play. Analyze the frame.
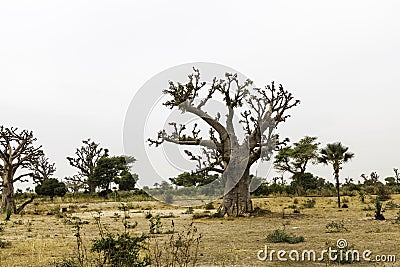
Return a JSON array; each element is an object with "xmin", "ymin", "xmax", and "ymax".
[
  {"xmin": 35, "ymin": 178, "xmax": 67, "ymax": 200},
  {"xmin": 149, "ymin": 215, "xmax": 163, "ymax": 234},
  {"xmin": 91, "ymin": 232, "xmax": 150, "ymax": 266},
  {"xmin": 0, "ymin": 240, "xmax": 11, "ymax": 248},
  {"xmin": 325, "ymin": 221, "xmax": 349, "ymax": 233},
  {"xmin": 183, "ymin": 207, "xmax": 194, "ymax": 214},
  {"xmin": 376, "ymin": 185, "xmax": 391, "ymax": 201},
  {"xmin": 302, "ymin": 198, "xmax": 316, "ymax": 208},
  {"xmin": 266, "ymin": 229, "xmax": 304, "ymax": 244},
  {"xmin": 204, "ymin": 202, "xmax": 215, "ymax": 210}
]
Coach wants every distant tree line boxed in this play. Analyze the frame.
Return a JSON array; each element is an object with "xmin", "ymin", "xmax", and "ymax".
[
  {"xmin": 0, "ymin": 126, "xmax": 140, "ymax": 219},
  {"xmin": 167, "ymin": 136, "xmax": 400, "ymax": 208}
]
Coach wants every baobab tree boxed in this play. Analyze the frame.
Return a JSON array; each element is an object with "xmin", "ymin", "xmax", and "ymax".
[
  {"xmin": 67, "ymin": 139, "xmax": 108, "ymax": 193},
  {"xmin": 319, "ymin": 142, "xmax": 354, "ymax": 208},
  {"xmin": 30, "ymin": 155, "xmax": 56, "ymax": 185},
  {"xmin": 0, "ymin": 126, "xmax": 43, "ymax": 214},
  {"xmin": 149, "ymin": 69, "xmax": 299, "ymax": 216}
]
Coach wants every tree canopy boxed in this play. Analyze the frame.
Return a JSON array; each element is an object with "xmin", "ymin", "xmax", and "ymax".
[
  {"xmin": 149, "ymin": 69, "xmax": 299, "ymax": 216},
  {"xmin": 89, "ymin": 156, "xmax": 137, "ymax": 191},
  {"xmin": 169, "ymin": 172, "xmax": 219, "ymax": 187},
  {"xmin": 319, "ymin": 142, "xmax": 354, "ymax": 208},
  {"xmin": 35, "ymin": 178, "xmax": 67, "ymax": 200},
  {"xmin": 66, "ymin": 139, "xmax": 109, "ymax": 193},
  {"xmin": 274, "ymin": 136, "xmax": 320, "ymax": 195}
]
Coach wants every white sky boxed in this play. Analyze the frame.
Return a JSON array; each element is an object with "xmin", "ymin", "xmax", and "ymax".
[{"xmin": 1, "ymin": 1, "xmax": 399, "ymax": 189}]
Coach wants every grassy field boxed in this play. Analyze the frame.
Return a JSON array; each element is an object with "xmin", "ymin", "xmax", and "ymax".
[{"xmin": 0, "ymin": 195, "xmax": 399, "ymax": 266}]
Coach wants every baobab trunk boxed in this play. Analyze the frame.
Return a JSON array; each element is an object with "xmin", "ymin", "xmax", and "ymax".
[
  {"xmin": 219, "ymin": 158, "xmax": 253, "ymax": 216},
  {"xmin": 1, "ymin": 173, "xmax": 17, "ymax": 214}
]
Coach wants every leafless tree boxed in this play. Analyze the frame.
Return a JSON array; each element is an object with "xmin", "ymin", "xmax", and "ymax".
[
  {"xmin": 0, "ymin": 126, "xmax": 43, "ymax": 214},
  {"xmin": 30, "ymin": 155, "xmax": 56, "ymax": 185},
  {"xmin": 64, "ymin": 175, "xmax": 87, "ymax": 195},
  {"xmin": 394, "ymin": 168, "xmax": 400, "ymax": 184},
  {"xmin": 149, "ymin": 69, "xmax": 299, "ymax": 216}
]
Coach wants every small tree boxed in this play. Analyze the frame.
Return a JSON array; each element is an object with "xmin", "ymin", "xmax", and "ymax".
[
  {"xmin": 319, "ymin": 142, "xmax": 354, "ymax": 208},
  {"xmin": 35, "ymin": 178, "xmax": 67, "ymax": 201},
  {"xmin": 30, "ymin": 155, "xmax": 56, "ymax": 185},
  {"xmin": 274, "ymin": 136, "xmax": 320, "ymax": 195},
  {"xmin": 115, "ymin": 170, "xmax": 138, "ymax": 191},
  {"xmin": 89, "ymin": 156, "xmax": 136, "ymax": 191},
  {"xmin": 0, "ymin": 126, "xmax": 43, "ymax": 214},
  {"xmin": 67, "ymin": 139, "xmax": 108, "ymax": 193}
]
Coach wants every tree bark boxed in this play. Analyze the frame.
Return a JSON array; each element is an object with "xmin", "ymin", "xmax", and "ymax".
[
  {"xmin": 1, "ymin": 173, "xmax": 17, "ymax": 214},
  {"xmin": 88, "ymin": 182, "xmax": 96, "ymax": 193},
  {"xmin": 334, "ymin": 169, "xmax": 341, "ymax": 208},
  {"xmin": 219, "ymin": 167, "xmax": 253, "ymax": 216}
]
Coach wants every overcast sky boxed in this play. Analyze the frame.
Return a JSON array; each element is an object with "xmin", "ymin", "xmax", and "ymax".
[{"xmin": 1, "ymin": 1, "xmax": 399, "ymax": 189}]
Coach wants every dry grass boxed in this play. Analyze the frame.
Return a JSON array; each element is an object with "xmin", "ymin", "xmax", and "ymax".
[{"xmin": 0, "ymin": 195, "xmax": 399, "ymax": 266}]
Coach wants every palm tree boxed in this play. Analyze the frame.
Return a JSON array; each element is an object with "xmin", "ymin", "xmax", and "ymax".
[{"xmin": 319, "ymin": 142, "xmax": 354, "ymax": 208}]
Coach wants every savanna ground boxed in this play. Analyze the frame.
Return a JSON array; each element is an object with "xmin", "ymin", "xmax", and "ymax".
[{"xmin": 0, "ymin": 194, "xmax": 399, "ymax": 267}]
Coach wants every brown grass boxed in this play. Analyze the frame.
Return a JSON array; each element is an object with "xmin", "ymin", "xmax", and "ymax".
[{"xmin": 0, "ymin": 195, "xmax": 399, "ymax": 266}]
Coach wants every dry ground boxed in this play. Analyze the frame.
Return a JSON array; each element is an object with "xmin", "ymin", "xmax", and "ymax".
[{"xmin": 0, "ymin": 195, "xmax": 399, "ymax": 267}]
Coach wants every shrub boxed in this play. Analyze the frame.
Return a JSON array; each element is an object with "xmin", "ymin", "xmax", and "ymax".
[
  {"xmin": 376, "ymin": 185, "xmax": 391, "ymax": 201},
  {"xmin": 35, "ymin": 178, "xmax": 67, "ymax": 200},
  {"xmin": 91, "ymin": 232, "xmax": 150, "ymax": 266},
  {"xmin": 192, "ymin": 212, "xmax": 211, "ymax": 219},
  {"xmin": 149, "ymin": 215, "xmax": 163, "ymax": 234},
  {"xmin": 385, "ymin": 200, "xmax": 400, "ymax": 210},
  {"xmin": 266, "ymin": 229, "xmax": 304, "ymax": 244},
  {"xmin": 204, "ymin": 202, "xmax": 215, "ymax": 210},
  {"xmin": 149, "ymin": 222, "xmax": 202, "ymax": 267},
  {"xmin": 362, "ymin": 205, "xmax": 374, "ymax": 211},
  {"xmin": 325, "ymin": 221, "xmax": 349, "ymax": 233},
  {"xmin": 0, "ymin": 240, "xmax": 11, "ymax": 248},
  {"xmin": 302, "ymin": 199, "xmax": 316, "ymax": 208},
  {"xmin": 183, "ymin": 207, "xmax": 194, "ymax": 214}
]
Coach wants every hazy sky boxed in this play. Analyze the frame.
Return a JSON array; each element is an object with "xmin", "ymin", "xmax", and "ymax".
[{"xmin": 1, "ymin": 1, "xmax": 399, "ymax": 189}]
